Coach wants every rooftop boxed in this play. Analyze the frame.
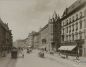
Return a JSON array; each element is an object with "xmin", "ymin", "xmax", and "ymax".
[{"xmin": 62, "ymin": 0, "xmax": 86, "ymax": 20}]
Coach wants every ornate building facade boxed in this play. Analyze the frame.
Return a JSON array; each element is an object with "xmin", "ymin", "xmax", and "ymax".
[
  {"xmin": 26, "ymin": 31, "xmax": 39, "ymax": 48},
  {"xmin": 60, "ymin": 0, "xmax": 86, "ymax": 56},
  {"xmin": 0, "ymin": 18, "xmax": 13, "ymax": 56}
]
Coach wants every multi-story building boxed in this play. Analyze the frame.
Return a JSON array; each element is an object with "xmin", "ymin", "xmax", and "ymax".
[
  {"xmin": 39, "ymin": 12, "xmax": 61, "ymax": 52},
  {"xmin": 0, "ymin": 18, "xmax": 13, "ymax": 56},
  {"xmin": 60, "ymin": 0, "xmax": 86, "ymax": 56},
  {"xmin": 5, "ymin": 27, "xmax": 13, "ymax": 53},
  {"xmin": 33, "ymin": 32, "xmax": 40, "ymax": 49},
  {"xmin": 39, "ymin": 24, "xmax": 51, "ymax": 51},
  {"xmin": 26, "ymin": 31, "xmax": 37, "ymax": 48}
]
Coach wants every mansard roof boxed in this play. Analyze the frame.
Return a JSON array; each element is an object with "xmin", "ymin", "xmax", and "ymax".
[{"xmin": 61, "ymin": 0, "xmax": 86, "ymax": 20}]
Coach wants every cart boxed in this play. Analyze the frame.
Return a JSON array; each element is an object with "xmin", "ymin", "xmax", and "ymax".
[{"xmin": 11, "ymin": 48, "xmax": 18, "ymax": 59}]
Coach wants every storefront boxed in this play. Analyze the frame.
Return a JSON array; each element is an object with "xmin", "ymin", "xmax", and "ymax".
[
  {"xmin": 58, "ymin": 45, "xmax": 77, "ymax": 56},
  {"xmin": 59, "ymin": 39, "xmax": 84, "ymax": 57}
]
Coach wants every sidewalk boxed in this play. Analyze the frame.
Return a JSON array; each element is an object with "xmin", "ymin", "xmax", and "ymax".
[
  {"xmin": 45, "ymin": 53, "xmax": 86, "ymax": 67},
  {"xmin": 55, "ymin": 53, "xmax": 86, "ymax": 64},
  {"xmin": 0, "ymin": 53, "xmax": 12, "ymax": 67},
  {"xmin": 78, "ymin": 57, "xmax": 86, "ymax": 63}
]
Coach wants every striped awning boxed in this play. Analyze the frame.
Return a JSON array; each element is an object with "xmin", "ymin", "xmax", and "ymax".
[{"xmin": 58, "ymin": 45, "xmax": 76, "ymax": 51}]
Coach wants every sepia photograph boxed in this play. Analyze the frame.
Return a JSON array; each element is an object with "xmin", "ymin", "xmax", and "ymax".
[{"xmin": 0, "ymin": 0, "xmax": 86, "ymax": 67}]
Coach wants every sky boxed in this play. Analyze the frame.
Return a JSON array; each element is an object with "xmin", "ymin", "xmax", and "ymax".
[{"xmin": 0, "ymin": 0, "xmax": 76, "ymax": 41}]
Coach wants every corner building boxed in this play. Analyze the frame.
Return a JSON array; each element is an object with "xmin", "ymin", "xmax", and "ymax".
[
  {"xmin": 61, "ymin": 0, "xmax": 86, "ymax": 56},
  {"xmin": 0, "ymin": 18, "xmax": 13, "ymax": 56}
]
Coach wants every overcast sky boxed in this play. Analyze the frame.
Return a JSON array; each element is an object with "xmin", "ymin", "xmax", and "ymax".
[{"xmin": 0, "ymin": 0, "xmax": 76, "ymax": 41}]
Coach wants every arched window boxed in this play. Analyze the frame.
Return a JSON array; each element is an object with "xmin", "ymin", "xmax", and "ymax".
[{"xmin": 42, "ymin": 39, "xmax": 46, "ymax": 44}]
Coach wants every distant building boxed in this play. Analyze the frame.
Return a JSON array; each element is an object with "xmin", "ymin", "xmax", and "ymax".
[
  {"xmin": 14, "ymin": 39, "xmax": 26, "ymax": 48},
  {"xmin": 0, "ymin": 18, "xmax": 13, "ymax": 56},
  {"xmin": 33, "ymin": 32, "xmax": 40, "ymax": 49},
  {"xmin": 26, "ymin": 31, "xmax": 37, "ymax": 48},
  {"xmin": 60, "ymin": 0, "xmax": 86, "ymax": 56}
]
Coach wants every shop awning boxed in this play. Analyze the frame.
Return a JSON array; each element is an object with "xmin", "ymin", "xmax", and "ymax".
[{"xmin": 58, "ymin": 45, "xmax": 76, "ymax": 51}]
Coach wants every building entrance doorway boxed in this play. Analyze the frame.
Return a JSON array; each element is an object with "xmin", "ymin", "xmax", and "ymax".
[
  {"xmin": 51, "ymin": 42, "xmax": 55, "ymax": 51},
  {"xmin": 42, "ymin": 39, "xmax": 46, "ymax": 44}
]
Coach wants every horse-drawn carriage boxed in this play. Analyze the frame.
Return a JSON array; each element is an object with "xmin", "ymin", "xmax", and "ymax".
[{"xmin": 11, "ymin": 47, "xmax": 18, "ymax": 59}]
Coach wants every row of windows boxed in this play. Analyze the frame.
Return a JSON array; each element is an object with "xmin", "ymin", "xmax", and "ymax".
[
  {"xmin": 62, "ymin": 11, "xmax": 84, "ymax": 26},
  {"xmin": 62, "ymin": 32, "xmax": 84, "ymax": 42},
  {"xmin": 62, "ymin": 19, "xmax": 84, "ymax": 34}
]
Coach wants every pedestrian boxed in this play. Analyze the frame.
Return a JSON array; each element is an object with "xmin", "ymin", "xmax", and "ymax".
[
  {"xmin": 76, "ymin": 53, "xmax": 79, "ymax": 60},
  {"xmin": 21, "ymin": 48, "xmax": 24, "ymax": 58}
]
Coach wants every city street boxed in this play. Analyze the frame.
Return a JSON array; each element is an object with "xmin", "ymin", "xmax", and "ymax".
[
  {"xmin": 16, "ymin": 50, "xmax": 68, "ymax": 67},
  {"xmin": 0, "ymin": 0, "xmax": 86, "ymax": 67},
  {"xmin": 0, "ymin": 49, "xmax": 86, "ymax": 67}
]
